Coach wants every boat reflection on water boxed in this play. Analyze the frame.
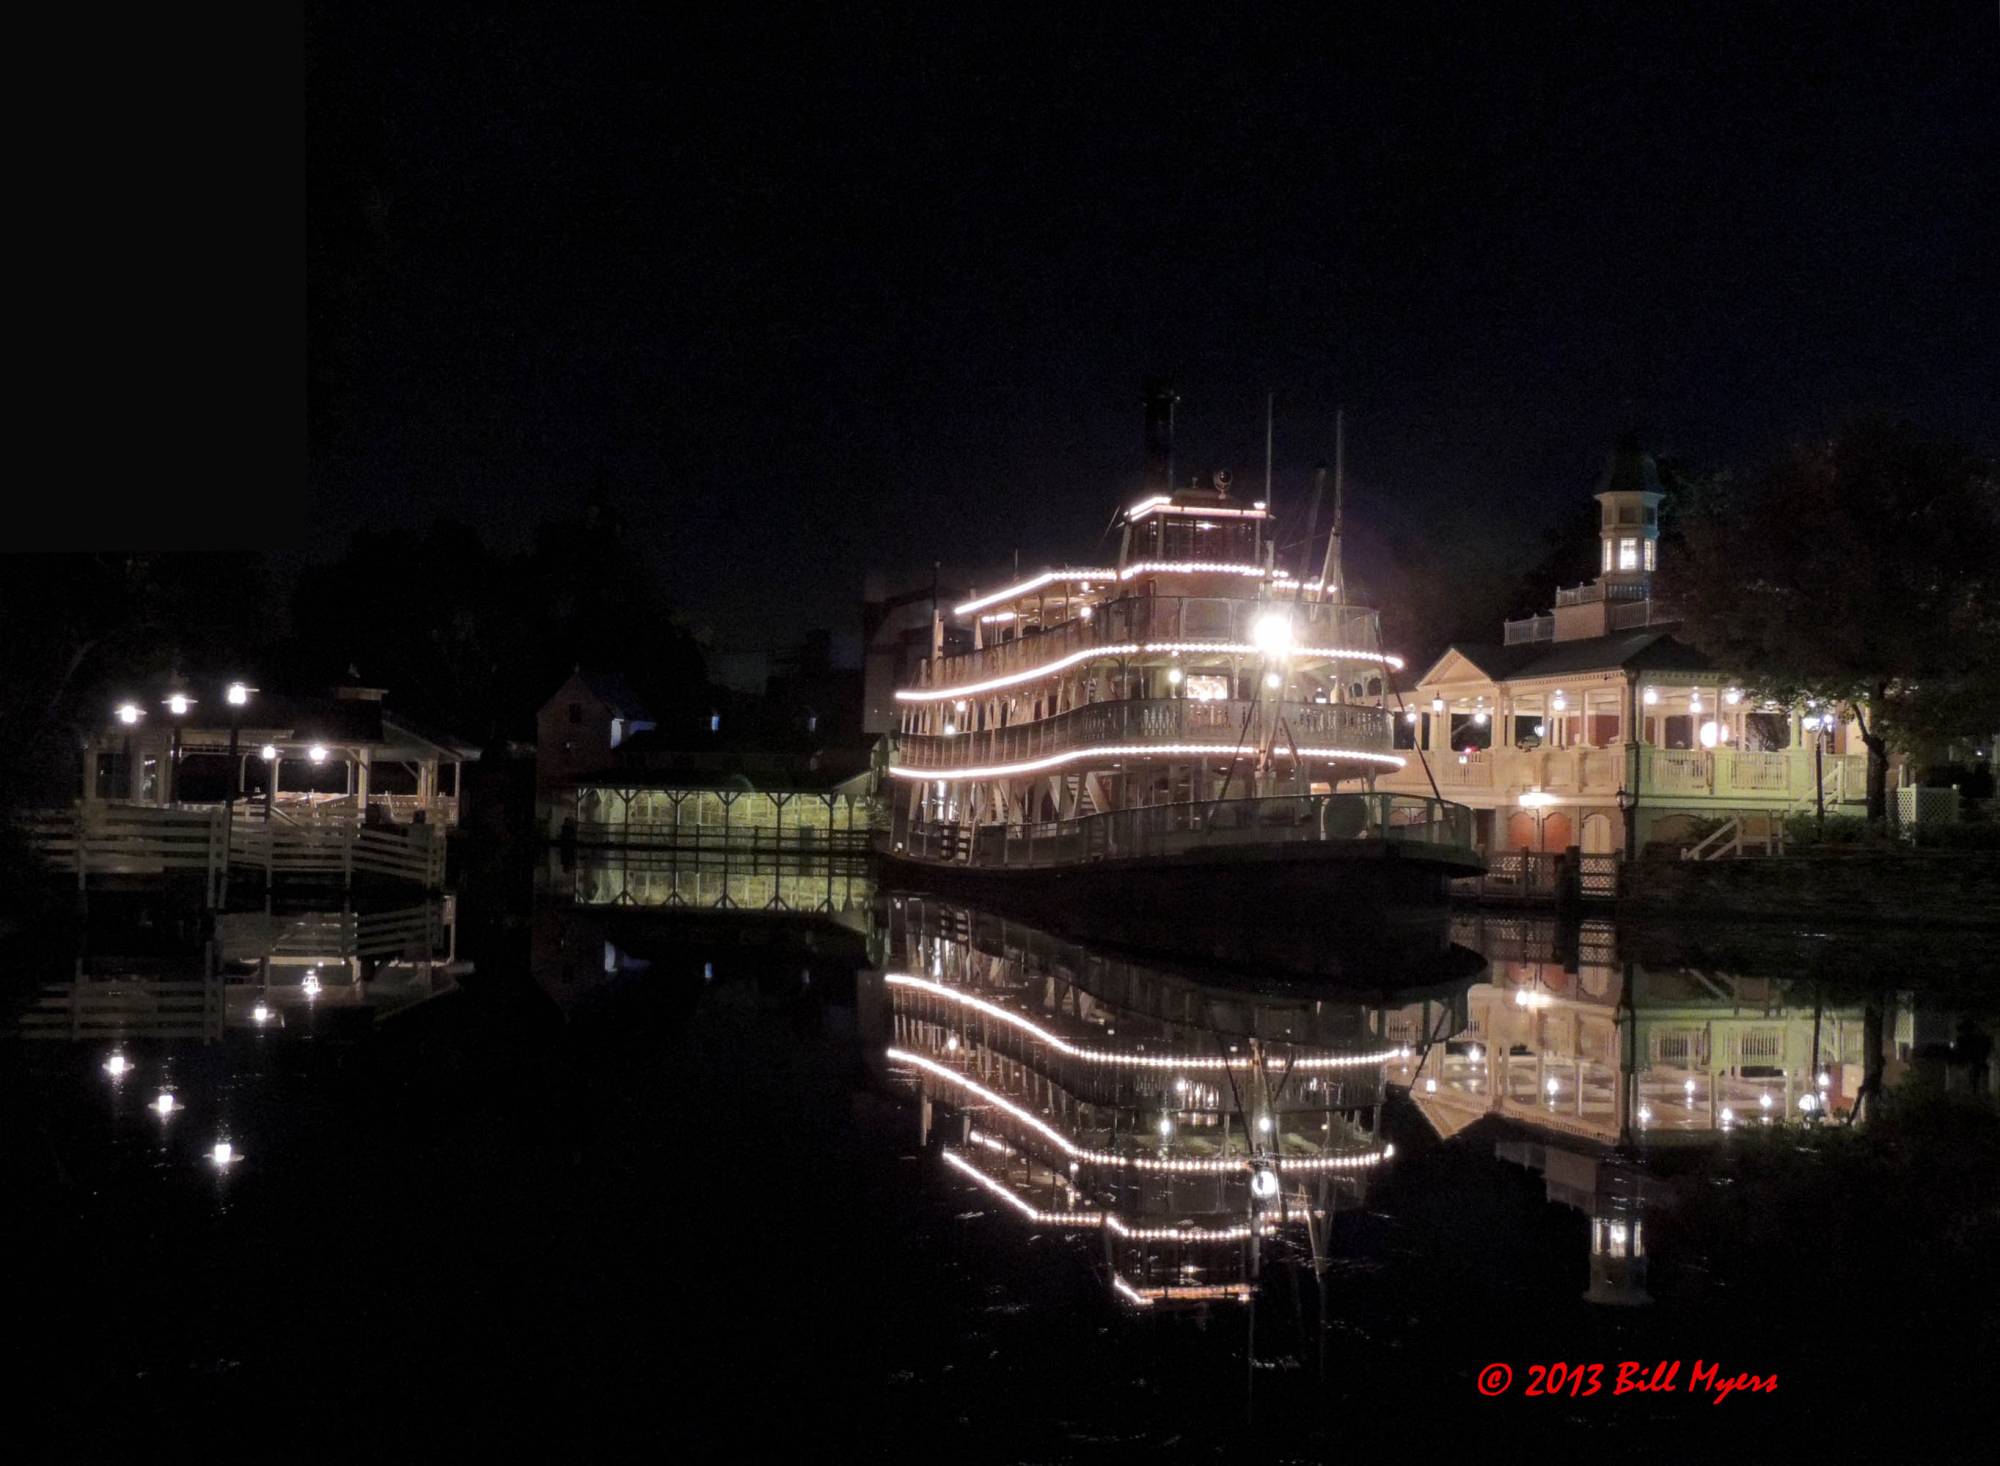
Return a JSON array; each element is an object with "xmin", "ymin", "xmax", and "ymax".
[{"xmin": 864, "ymin": 894, "xmax": 1449, "ymax": 1311}]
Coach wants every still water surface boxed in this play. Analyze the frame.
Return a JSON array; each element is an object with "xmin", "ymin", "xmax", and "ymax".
[{"xmin": 10, "ymin": 856, "xmax": 1995, "ymax": 1459}]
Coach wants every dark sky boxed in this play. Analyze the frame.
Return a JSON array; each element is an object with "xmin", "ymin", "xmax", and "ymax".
[{"xmin": 306, "ymin": 2, "xmax": 1999, "ymax": 649}]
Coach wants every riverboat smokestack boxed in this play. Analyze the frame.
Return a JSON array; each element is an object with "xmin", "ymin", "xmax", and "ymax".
[{"xmin": 1142, "ymin": 378, "xmax": 1180, "ymax": 496}]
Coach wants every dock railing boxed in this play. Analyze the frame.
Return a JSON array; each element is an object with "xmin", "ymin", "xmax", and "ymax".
[
  {"xmin": 20, "ymin": 801, "xmax": 446, "ymax": 896},
  {"xmin": 895, "ymin": 792, "xmax": 1475, "ymax": 871}
]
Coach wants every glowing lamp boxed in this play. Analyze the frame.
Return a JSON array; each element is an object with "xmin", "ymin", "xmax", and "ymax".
[
  {"xmin": 209, "ymin": 1141, "xmax": 237, "ymax": 1168},
  {"xmin": 1251, "ymin": 612, "xmax": 1294, "ymax": 658},
  {"xmin": 1551, "ymin": 691, "xmax": 1568, "ymax": 711},
  {"xmin": 1533, "ymin": 721, "xmax": 1547, "ymax": 736},
  {"xmin": 1156, "ymin": 1116, "xmax": 1174, "ymax": 1139},
  {"xmin": 1424, "ymin": 1077, "xmax": 1438, "ymax": 1092},
  {"xmin": 308, "ymin": 744, "xmax": 328, "ymax": 764},
  {"xmin": 1724, "ymin": 687, "xmax": 1742, "ymax": 705},
  {"xmin": 1544, "ymin": 1076, "xmax": 1560, "ymax": 1096},
  {"xmin": 1799, "ymin": 1093, "xmax": 1818, "ymax": 1113},
  {"xmin": 1263, "ymin": 671, "xmax": 1282, "ymax": 690},
  {"xmin": 103, "ymin": 1052, "xmax": 131, "ymax": 1079},
  {"xmin": 1431, "ymin": 696, "xmax": 1445, "ymax": 713},
  {"xmin": 251, "ymin": 1003, "xmax": 270, "ymax": 1025},
  {"xmin": 1720, "ymin": 1107, "xmax": 1736, "ymax": 1126},
  {"xmin": 1473, "ymin": 711, "xmax": 1489, "ymax": 726},
  {"xmin": 1167, "ymin": 667, "xmax": 1184, "ymax": 686},
  {"xmin": 259, "ymin": 744, "xmax": 279, "ymax": 761},
  {"xmin": 1642, "ymin": 687, "xmax": 1659, "ymax": 706},
  {"xmin": 226, "ymin": 682, "xmax": 250, "ymax": 706},
  {"xmin": 1249, "ymin": 1168, "xmax": 1279, "ymax": 1200},
  {"xmin": 1403, "ymin": 708, "xmax": 1417, "ymax": 723},
  {"xmin": 944, "ymin": 1034, "xmax": 959, "ymax": 1052},
  {"xmin": 1256, "ymin": 1114, "xmax": 1273, "ymax": 1134},
  {"xmin": 165, "ymin": 693, "xmax": 191, "ymax": 716},
  {"xmin": 1699, "ymin": 721, "xmax": 1720, "ymax": 749},
  {"xmin": 115, "ymin": 702, "xmax": 144, "ymax": 726},
  {"xmin": 1637, "ymin": 1105, "xmax": 1653, "ymax": 1125},
  {"xmin": 1759, "ymin": 1092, "xmax": 1773, "ymax": 1110},
  {"xmin": 1683, "ymin": 1078, "xmax": 1697, "ymax": 1096},
  {"xmin": 153, "ymin": 1092, "xmax": 177, "ymax": 1117}
]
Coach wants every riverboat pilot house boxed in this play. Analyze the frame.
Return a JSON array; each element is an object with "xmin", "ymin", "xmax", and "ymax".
[{"xmin": 1374, "ymin": 438, "xmax": 1868, "ymax": 856}]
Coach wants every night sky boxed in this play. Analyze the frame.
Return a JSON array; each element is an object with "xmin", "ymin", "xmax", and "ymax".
[{"xmin": 307, "ymin": 3, "xmax": 1998, "ymax": 648}]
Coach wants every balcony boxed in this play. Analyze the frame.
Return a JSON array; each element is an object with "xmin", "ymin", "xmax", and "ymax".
[
  {"xmin": 894, "ymin": 697, "xmax": 1392, "ymax": 774},
  {"xmin": 1554, "ymin": 580, "xmax": 1649, "ymax": 608},
  {"xmin": 1503, "ymin": 614, "xmax": 1554, "ymax": 645},
  {"xmin": 904, "ymin": 595, "xmax": 1388, "ymax": 700}
]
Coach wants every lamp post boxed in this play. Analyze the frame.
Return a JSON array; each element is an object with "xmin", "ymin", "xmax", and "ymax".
[
  {"xmin": 1615, "ymin": 786, "xmax": 1638, "ymax": 861},
  {"xmin": 218, "ymin": 682, "xmax": 253, "ymax": 907},
  {"xmin": 113, "ymin": 701, "xmax": 144, "ymax": 802},
  {"xmin": 161, "ymin": 689, "xmax": 194, "ymax": 806},
  {"xmin": 1804, "ymin": 712, "xmax": 1826, "ymax": 833}
]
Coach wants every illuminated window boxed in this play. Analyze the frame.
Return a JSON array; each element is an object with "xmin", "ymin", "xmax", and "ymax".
[
  {"xmin": 1618, "ymin": 537, "xmax": 1639, "ymax": 571},
  {"xmin": 1602, "ymin": 539, "xmax": 1613, "ymax": 572},
  {"xmin": 1183, "ymin": 674, "xmax": 1230, "ymax": 703},
  {"xmin": 1643, "ymin": 539, "xmax": 1656, "ymax": 571}
]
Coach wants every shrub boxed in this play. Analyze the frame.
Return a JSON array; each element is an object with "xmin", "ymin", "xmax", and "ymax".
[
  {"xmin": 1782, "ymin": 812, "xmax": 1877, "ymax": 849},
  {"xmin": 1908, "ymin": 821, "xmax": 2000, "ymax": 851}
]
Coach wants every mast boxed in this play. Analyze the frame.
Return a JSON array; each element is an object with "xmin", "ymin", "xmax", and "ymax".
[
  {"xmin": 1318, "ymin": 409, "xmax": 1345, "ymax": 598},
  {"xmin": 1263, "ymin": 391, "xmax": 1274, "ymax": 506}
]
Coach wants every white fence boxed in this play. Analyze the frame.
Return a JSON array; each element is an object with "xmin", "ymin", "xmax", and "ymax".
[{"xmin": 21, "ymin": 802, "xmax": 446, "ymax": 897}]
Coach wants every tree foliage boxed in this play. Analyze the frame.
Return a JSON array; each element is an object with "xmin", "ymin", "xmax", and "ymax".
[{"xmin": 1663, "ymin": 418, "xmax": 2000, "ymax": 817}]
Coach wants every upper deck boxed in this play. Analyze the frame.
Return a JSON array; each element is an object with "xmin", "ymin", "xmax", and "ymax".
[{"xmin": 900, "ymin": 588, "xmax": 1398, "ymax": 702}]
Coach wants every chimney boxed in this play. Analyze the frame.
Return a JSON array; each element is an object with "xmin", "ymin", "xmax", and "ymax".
[{"xmin": 1142, "ymin": 378, "xmax": 1180, "ymax": 497}]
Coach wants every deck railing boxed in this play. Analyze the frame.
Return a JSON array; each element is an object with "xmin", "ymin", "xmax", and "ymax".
[
  {"xmin": 894, "ymin": 697, "xmax": 1392, "ymax": 773},
  {"xmin": 893, "ymin": 792, "xmax": 1474, "ymax": 871},
  {"xmin": 20, "ymin": 801, "xmax": 446, "ymax": 895},
  {"xmin": 909, "ymin": 594, "xmax": 1387, "ymax": 697}
]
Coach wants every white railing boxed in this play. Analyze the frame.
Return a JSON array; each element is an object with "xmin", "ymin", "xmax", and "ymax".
[
  {"xmin": 894, "ymin": 697, "xmax": 1390, "ymax": 774},
  {"xmin": 1384, "ymin": 745, "xmax": 1870, "ymax": 810},
  {"xmin": 18, "ymin": 977, "xmax": 227, "ymax": 1043},
  {"xmin": 908, "ymin": 594, "xmax": 1386, "ymax": 697},
  {"xmin": 21, "ymin": 802, "xmax": 445, "ymax": 893}
]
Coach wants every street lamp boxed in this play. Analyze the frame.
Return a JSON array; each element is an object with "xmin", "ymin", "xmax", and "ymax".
[
  {"xmin": 161, "ymin": 689, "xmax": 194, "ymax": 805},
  {"xmin": 218, "ymin": 682, "xmax": 255, "ymax": 908}
]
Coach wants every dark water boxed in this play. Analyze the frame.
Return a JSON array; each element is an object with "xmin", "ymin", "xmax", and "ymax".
[{"xmin": 9, "ymin": 856, "xmax": 1996, "ymax": 1461}]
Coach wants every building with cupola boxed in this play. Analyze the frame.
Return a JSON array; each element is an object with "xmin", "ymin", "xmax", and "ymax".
[{"xmin": 1374, "ymin": 435, "xmax": 1868, "ymax": 857}]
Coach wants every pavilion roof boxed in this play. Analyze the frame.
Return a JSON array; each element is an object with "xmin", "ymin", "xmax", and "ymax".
[{"xmin": 1422, "ymin": 629, "xmax": 1715, "ymax": 687}]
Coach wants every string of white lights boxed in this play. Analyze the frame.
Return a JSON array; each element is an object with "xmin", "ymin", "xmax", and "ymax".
[
  {"xmin": 954, "ymin": 570, "xmax": 1118, "ymax": 617},
  {"xmin": 888, "ymin": 1048, "xmax": 1392, "ymax": 1173},
  {"xmin": 895, "ymin": 638, "xmax": 1404, "ymax": 702},
  {"xmin": 1125, "ymin": 501, "xmax": 1269, "ymax": 523},
  {"xmin": 1112, "ymin": 1275, "xmax": 1253, "ymax": 1305},
  {"xmin": 888, "ymin": 974, "xmax": 1409, "ymax": 1069},
  {"xmin": 887, "ymin": 742, "xmax": 1405, "ymax": 781},
  {"xmin": 941, "ymin": 1149, "xmax": 1276, "ymax": 1240},
  {"xmin": 1118, "ymin": 561, "xmax": 1268, "ymax": 580}
]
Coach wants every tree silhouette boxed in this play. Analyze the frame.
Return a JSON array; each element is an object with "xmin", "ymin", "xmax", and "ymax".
[{"xmin": 1662, "ymin": 419, "xmax": 2000, "ymax": 820}]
